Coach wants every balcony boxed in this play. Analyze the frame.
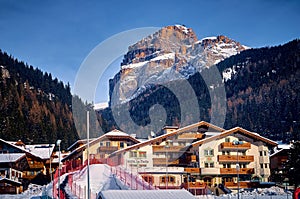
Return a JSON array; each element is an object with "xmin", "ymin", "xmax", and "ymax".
[
  {"xmin": 218, "ymin": 155, "xmax": 254, "ymax": 162},
  {"xmin": 184, "ymin": 167, "xmax": 201, "ymax": 174},
  {"xmin": 224, "ymin": 181, "xmax": 252, "ymax": 189},
  {"xmin": 152, "ymin": 145, "xmax": 185, "ymax": 153},
  {"xmin": 99, "ymin": 146, "xmax": 118, "ymax": 152},
  {"xmin": 220, "ymin": 168, "xmax": 254, "ymax": 175},
  {"xmin": 220, "ymin": 142, "xmax": 251, "ymax": 150},
  {"xmin": 200, "ymin": 168, "xmax": 220, "ymax": 175},
  {"xmin": 153, "ymin": 158, "xmax": 179, "ymax": 166}
]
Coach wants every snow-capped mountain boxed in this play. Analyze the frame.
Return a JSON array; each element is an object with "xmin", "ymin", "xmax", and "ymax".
[{"xmin": 109, "ymin": 25, "xmax": 248, "ymax": 105}]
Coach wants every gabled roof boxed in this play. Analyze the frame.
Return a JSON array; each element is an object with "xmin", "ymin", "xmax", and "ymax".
[
  {"xmin": 109, "ymin": 121, "xmax": 225, "ymax": 157},
  {"xmin": 23, "ymin": 144, "xmax": 55, "ymax": 160},
  {"xmin": 192, "ymin": 126, "xmax": 277, "ymax": 147},
  {"xmin": 0, "ymin": 138, "xmax": 54, "ymax": 160},
  {"xmin": 105, "ymin": 129, "xmax": 130, "ymax": 137},
  {"xmin": 0, "ymin": 153, "xmax": 26, "ymax": 163},
  {"xmin": 62, "ymin": 129, "xmax": 140, "ymax": 161},
  {"xmin": 99, "ymin": 189, "xmax": 195, "ymax": 199},
  {"xmin": 67, "ymin": 138, "xmax": 96, "ymax": 151}
]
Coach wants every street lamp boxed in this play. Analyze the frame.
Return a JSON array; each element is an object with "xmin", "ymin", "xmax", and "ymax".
[
  {"xmin": 56, "ymin": 139, "xmax": 61, "ymax": 199},
  {"xmin": 233, "ymin": 140, "xmax": 243, "ymax": 199},
  {"xmin": 165, "ymin": 140, "xmax": 172, "ymax": 189}
]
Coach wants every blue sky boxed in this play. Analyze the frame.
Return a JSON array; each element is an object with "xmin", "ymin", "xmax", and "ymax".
[{"xmin": 0, "ymin": 0, "xmax": 299, "ymax": 103}]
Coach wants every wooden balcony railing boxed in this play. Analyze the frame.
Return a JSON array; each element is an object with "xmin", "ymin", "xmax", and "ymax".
[
  {"xmin": 153, "ymin": 158, "xmax": 180, "ymax": 166},
  {"xmin": 184, "ymin": 167, "xmax": 201, "ymax": 173},
  {"xmin": 99, "ymin": 146, "xmax": 119, "ymax": 152},
  {"xmin": 152, "ymin": 145, "xmax": 185, "ymax": 153},
  {"xmin": 220, "ymin": 142, "xmax": 251, "ymax": 150},
  {"xmin": 181, "ymin": 181, "xmax": 206, "ymax": 189},
  {"xmin": 218, "ymin": 155, "xmax": 254, "ymax": 162},
  {"xmin": 220, "ymin": 168, "xmax": 254, "ymax": 175},
  {"xmin": 224, "ymin": 181, "xmax": 252, "ymax": 189}
]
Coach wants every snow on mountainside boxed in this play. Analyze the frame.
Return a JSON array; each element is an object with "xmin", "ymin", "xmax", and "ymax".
[{"xmin": 109, "ymin": 25, "xmax": 249, "ymax": 105}]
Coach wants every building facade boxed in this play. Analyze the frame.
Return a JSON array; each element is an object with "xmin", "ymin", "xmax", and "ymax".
[{"xmin": 108, "ymin": 121, "xmax": 277, "ymax": 191}]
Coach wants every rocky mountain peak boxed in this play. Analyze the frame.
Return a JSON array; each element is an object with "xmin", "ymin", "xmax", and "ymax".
[
  {"xmin": 121, "ymin": 25, "xmax": 197, "ymax": 66},
  {"xmin": 110, "ymin": 25, "xmax": 248, "ymax": 105}
]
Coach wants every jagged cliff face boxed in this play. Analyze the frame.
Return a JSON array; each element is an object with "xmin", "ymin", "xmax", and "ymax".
[{"xmin": 109, "ymin": 25, "xmax": 248, "ymax": 105}]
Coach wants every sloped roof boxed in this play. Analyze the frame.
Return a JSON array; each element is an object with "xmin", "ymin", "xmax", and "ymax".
[
  {"xmin": 109, "ymin": 121, "xmax": 225, "ymax": 157},
  {"xmin": 0, "ymin": 138, "xmax": 54, "ymax": 160},
  {"xmin": 62, "ymin": 129, "xmax": 140, "ymax": 161},
  {"xmin": 105, "ymin": 129, "xmax": 130, "ymax": 136},
  {"xmin": 24, "ymin": 144, "xmax": 55, "ymax": 160},
  {"xmin": 0, "ymin": 153, "xmax": 26, "ymax": 163},
  {"xmin": 99, "ymin": 189, "xmax": 195, "ymax": 199},
  {"xmin": 192, "ymin": 126, "xmax": 277, "ymax": 147}
]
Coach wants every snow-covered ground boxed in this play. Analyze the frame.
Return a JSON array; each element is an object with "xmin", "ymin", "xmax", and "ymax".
[
  {"xmin": 212, "ymin": 186, "xmax": 293, "ymax": 199},
  {"xmin": 2, "ymin": 165, "xmax": 294, "ymax": 199},
  {"xmin": 1, "ymin": 164, "xmax": 130, "ymax": 199}
]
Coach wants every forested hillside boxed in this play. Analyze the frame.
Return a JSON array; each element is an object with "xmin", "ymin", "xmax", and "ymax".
[{"xmin": 0, "ymin": 50, "xmax": 80, "ymax": 149}]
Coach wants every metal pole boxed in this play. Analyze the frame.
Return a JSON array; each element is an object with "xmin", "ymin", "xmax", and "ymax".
[
  {"xmin": 166, "ymin": 147, "xmax": 168, "ymax": 189},
  {"xmin": 237, "ymin": 144, "xmax": 239, "ymax": 199},
  {"xmin": 57, "ymin": 141, "xmax": 61, "ymax": 199},
  {"xmin": 87, "ymin": 111, "xmax": 90, "ymax": 199}
]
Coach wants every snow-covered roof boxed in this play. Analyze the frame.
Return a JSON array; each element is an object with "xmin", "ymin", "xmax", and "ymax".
[
  {"xmin": 0, "ymin": 153, "xmax": 26, "ymax": 163},
  {"xmin": 106, "ymin": 129, "xmax": 129, "ymax": 137},
  {"xmin": 277, "ymin": 143, "xmax": 292, "ymax": 150},
  {"xmin": 94, "ymin": 102, "xmax": 109, "ymax": 110},
  {"xmin": 0, "ymin": 138, "xmax": 55, "ymax": 160},
  {"xmin": 23, "ymin": 144, "xmax": 55, "ymax": 160},
  {"xmin": 99, "ymin": 189, "xmax": 195, "ymax": 199}
]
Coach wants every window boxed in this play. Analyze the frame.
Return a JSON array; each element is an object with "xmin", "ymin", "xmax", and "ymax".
[
  {"xmin": 260, "ymin": 151, "xmax": 263, "ymax": 156},
  {"xmin": 204, "ymin": 149, "xmax": 214, "ymax": 156},
  {"xmin": 139, "ymin": 151, "xmax": 146, "ymax": 158},
  {"xmin": 265, "ymin": 163, "xmax": 268, "ymax": 168},
  {"xmin": 178, "ymin": 141, "xmax": 186, "ymax": 146},
  {"xmin": 225, "ymin": 137, "xmax": 230, "ymax": 142},
  {"xmin": 260, "ymin": 164, "xmax": 263, "ymax": 169},
  {"xmin": 205, "ymin": 162, "xmax": 214, "ymax": 168},
  {"xmin": 160, "ymin": 175, "xmax": 175, "ymax": 183},
  {"xmin": 240, "ymin": 164, "xmax": 247, "ymax": 168},
  {"xmin": 223, "ymin": 164, "xmax": 231, "ymax": 168},
  {"xmin": 142, "ymin": 175, "xmax": 154, "ymax": 184},
  {"xmin": 99, "ymin": 142, "xmax": 103, "ymax": 146},
  {"xmin": 129, "ymin": 151, "xmax": 138, "ymax": 158},
  {"xmin": 106, "ymin": 142, "xmax": 110, "ymax": 147},
  {"xmin": 120, "ymin": 142, "xmax": 124, "ymax": 148},
  {"xmin": 264, "ymin": 151, "xmax": 267, "ymax": 156}
]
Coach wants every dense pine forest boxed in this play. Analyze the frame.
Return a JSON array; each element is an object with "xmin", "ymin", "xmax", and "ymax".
[
  {"xmin": 0, "ymin": 50, "xmax": 85, "ymax": 149},
  {"xmin": 98, "ymin": 39, "xmax": 300, "ymax": 142}
]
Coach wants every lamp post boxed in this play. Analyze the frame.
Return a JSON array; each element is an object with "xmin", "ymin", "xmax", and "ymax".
[
  {"xmin": 87, "ymin": 111, "xmax": 90, "ymax": 199},
  {"xmin": 233, "ymin": 140, "xmax": 243, "ymax": 199},
  {"xmin": 165, "ymin": 140, "xmax": 172, "ymax": 189},
  {"xmin": 56, "ymin": 139, "xmax": 61, "ymax": 199}
]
